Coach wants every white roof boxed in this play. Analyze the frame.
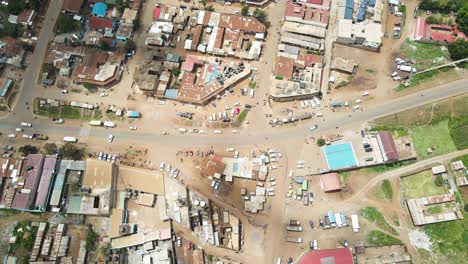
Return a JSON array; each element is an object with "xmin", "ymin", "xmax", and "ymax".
[
  {"xmin": 184, "ymin": 39, "xmax": 192, "ymax": 50},
  {"xmin": 432, "ymin": 165, "xmax": 446, "ymax": 175},
  {"xmin": 95, "ymin": 64, "xmax": 117, "ymax": 82},
  {"xmin": 282, "ymin": 21, "xmax": 326, "ymax": 38}
]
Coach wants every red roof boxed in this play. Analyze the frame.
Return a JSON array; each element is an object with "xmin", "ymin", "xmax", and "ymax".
[
  {"xmin": 445, "ymin": 34, "xmax": 457, "ymax": 43},
  {"xmin": 89, "ymin": 16, "xmax": 113, "ymax": 30},
  {"xmin": 298, "ymin": 248, "xmax": 354, "ymax": 264},
  {"xmin": 308, "ymin": 0, "xmax": 324, "ymax": 4},
  {"xmin": 379, "ymin": 131, "xmax": 399, "ymax": 161},
  {"xmin": 153, "ymin": 7, "xmax": 161, "ymax": 19},
  {"xmin": 320, "ymin": 173, "xmax": 342, "ymax": 192},
  {"xmin": 414, "ymin": 17, "xmax": 426, "ymax": 40},
  {"xmin": 299, "ymin": 54, "xmax": 323, "ymax": 66},
  {"xmin": 431, "ymin": 24, "xmax": 452, "ymax": 31}
]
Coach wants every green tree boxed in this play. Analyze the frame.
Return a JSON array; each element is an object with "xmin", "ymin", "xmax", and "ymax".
[
  {"xmin": 124, "ymin": 39, "xmax": 136, "ymax": 51},
  {"xmin": 116, "ymin": 0, "xmax": 130, "ymax": 14},
  {"xmin": 245, "ymin": 41, "xmax": 252, "ymax": 51},
  {"xmin": 59, "ymin": 143, "xmax": 84, "ymax": 160},
  {"xmin": 434, "ymin": 175, "xmax": 444, "ymax": 187},
  {"xmin": 85, "ymin": 227, "xmax": 98, "ymax": 251},
  {"xmin": 457, "ymin": 4, "xmax": 468, "ymax": 34},
  {"xmin": 44, "ymin": 143, "xmax": 58, "ymax": 155},
  {"xmin": 133, "ymin": 18, "xmax": 141, "ymax": 31},
  {"xmin": 99, "ymin": 40, "xmax": 112, "ymax": 51},
  {"xmin": 464, "ymin": 204, "xmax": 468, "ymax": 212},
  {"xmin": 316, "ymin": 138, "xmax": 326, "ymax": 146},
  {"xmin": 18, "ymin": 145, "xmax": 38, "ymax": 156},
  {"xmin": 7, "ymin": 0, "xmax": 26, "ymax": 15},
  {"xmin": 241, "ymin": 5, "xmax": 250, "ymax": 16},
  {"xmin": 171, "ymin": 67, "xmax": 181, "ymax": 77},
  {"xmin": 205, "ymin": 5, "xmax": 215, "ymax": 11},
  {"xmin": 0, "ymin": 23, "xmax": 20, "ymax": 38},
  {"xmin": 253, "ymin": 8, "xmax": 268, "ymax": 24},
  {"xmin": 447, "ymin": 39, "xmax": 468, "ymax": 60},
  {"xmin": 56, "ymin": 14, "xmax": 78, "ymax": 34},
  {"xmin": 200, "ymin": 0, "xmax": 207, "ymax": 7}
]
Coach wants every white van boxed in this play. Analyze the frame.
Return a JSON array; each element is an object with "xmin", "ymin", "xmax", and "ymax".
[
  {"xmin": 178, "ymin": 128, "xmax": 187, "ymax": 133},
  {"xmin": 160, "ymin": 162, "xmax": 165, "ymax": 171},
  {"xmin": 63, "ymin": 136, "xmax": 77, "ymax": 142},
  {"xmin": 250, "ymin": 89, "xmax": 255, "ymax": 98}
]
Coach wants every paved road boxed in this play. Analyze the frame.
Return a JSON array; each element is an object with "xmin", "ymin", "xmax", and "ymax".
[
  {"xmin": 347, "ymin": 148, "xmax": 468, "ymax": 202},
  {"xmin": 8, "ymin": 0, "xmax": 63, "ymax": 120},
  {"xmin": 1, "ymin": 79, "xmax": 467, "ymax": 146}
]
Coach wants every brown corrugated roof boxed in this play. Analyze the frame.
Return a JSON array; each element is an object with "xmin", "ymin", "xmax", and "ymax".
[
  {"xmin": 191, "ymin": 25, "xmax": 203, "ymax": 50},
  {"xmin": 62, "ymin": 0, "xmax": 84, "ymax": 12},
  {"xmin": 275, "ymin": 56, "xmax": 294, "ymax": 79},
  {"xmin": 89, "ymin": 16, "xmax": 113, "ymax": 30},
  {"xmin": 379, "ymin": 131, "xmax": 399, "ymax": 161},
  {"xmin": 320, "ymin": 173, "xmax": 341, "ymax": 192},
  {"xmin": 0, "ymin": 37, "xmax": 22, "ymax": 57}
]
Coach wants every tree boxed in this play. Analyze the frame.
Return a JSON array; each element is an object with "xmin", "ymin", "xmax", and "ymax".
[
  {"xmin": 85, "ymin": 227, "xmax": 98, "ymax": 251},
  {"xmin": 316, "ymin": 138, "xmax": 326, "ymax": 146},
  {"xmin": 241, "ymin": 5, "xmax": 250, "ymax": 16},
  {"xmin": 0, "ymin": 23, "xmax": 20, "ymax": 38},
  {"xmin": 18, "ymin": 145, "xmax": 38, "ymax": 156},
  {"xmin": 56, "ymin": 14, "xmax": 78, "ymax": 34},
  {"xmin": 44, "ymin": 143, "xmax": 58, "ymax": 155},
  {"xmin": 434, "ymin": 175, "xmax": 444, "ymax": 187},
  {"xmin": 124, "ymin": 39, "xmax": 136, "ymax": 52},
  {"xmin": 171, "ymin": 67, "xmax": 181, "ymax": 77},
  {"xmin": 205, "ymin": 5, "xmax": 215, "ymax": 11},
  {"xmin": 457, "ymin": 4, "xmax": 468, "ymax": 35},
  {"xmin": 99, "ymin": 40, "xmax": 112, "ymax": 51},
  {"xmin": 59, "ymin": 143, "xmax": 84, "ymax": 160},
  {"xmin": 464, "ymin": 204, "xmax": 468, "ymax": 212},
  {"xmin": 245, "ymin": 41, "xmax": 252, "ymax": 51},
  {"xmin": 116, "ymin": 0, "xmax": 130, "ymax": 14},
  {"xmin": 253, "ymin": 8, "xmax": 268, "ymax": 24},
  {"xmin": 132, "ymin": 18, "xmax": 141, "ymax": 31},
  {"xmin": 7, "ymin": 0, "xmax": 27, "ymax": 15},
  {"xmin": 447, "ymin": 39, "xmax": 468, "ymax": 60}
]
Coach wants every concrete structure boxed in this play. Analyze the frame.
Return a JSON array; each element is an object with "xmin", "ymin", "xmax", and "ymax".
[{"xmin": 336, "ymin": 19, "xmax": 383, "ymax": 51}]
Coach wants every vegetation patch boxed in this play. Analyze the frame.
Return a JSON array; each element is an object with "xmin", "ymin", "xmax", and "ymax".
[
  {"xmin": 232, "ymin": 109, "xmax": 249, "ymax": 127},
  {"xmin": 400, "ymin": 39, "xmax": 450, "ymax": 70},
  {"xmin": 427, "ymin": 205, "xmax": 443, "ymax": 214},
  {"xmin": 360, "ymin": 207, "xmax": 398, "ymax": 235},
  {"xmin": 11, "ymin": 221, "xmax": 38, "ymax": 255},
  {"xmin": 401, "ymin": 170, "xmax": 446, "ymax": 199},
  {"xmin": 369, "ymin": 125, "xmax": 408, "ymax": 137},
  {"xmin": 410, "ymin": 119, "xmax": 457, "ymax": 158},
  {"xmin": 374, "ymin": 179, "xmax": 393, "ymax": 201},
  {"xmin": 448, "ymin": 115, "xmax": 468, "ymax": 150},
  {"xmin": 365, "ymin": 160, "xmax": 415, "ymax": 173},
  {"xmin": 367, "ymin": 230, "xmax": 402, "ymax": 246}
]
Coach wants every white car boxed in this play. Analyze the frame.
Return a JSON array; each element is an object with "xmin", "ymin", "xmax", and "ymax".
[
  {"xmin": 100, "ymin": 92, "xmax": 108, "ymax": 97},
  {"xmin": 226, "ymin": 148, "xmax": 234, "ymax": 152},
  {"xmin": 199, "ymin": 130, "xmax": 207, "ymax": 134},
  {"xmin": 22, "ymin": 134, "xmax": 33, "ymax": 139},
  {"xmin": 297, "ymin": 164, "xmax": 305, "ymax": 169},
  {"xmin": 160, "ymin": 162, "xmax": 165, "ymax": 171},
  {"xmin": 232, "ymin": 129, "xmax": 240, "ymax": 134},
  {"xmin": 270, "ymin": 165, "xmax": 278, "ymax": 170},
  {"xmin": 297, "ymin": 160, "xmax": 305, "ymax": 165},
  {"xmin": 213, "ymin": 130, "xmax": 222, "ymax": 134},
  {"xmin": 107, "ymin": 134, "xmax": 114, "ymax": 143},
  {"xmin": 8, "ymin": 134, "xmax": 16, "ymax": 138},
  {"xmin": 309, "ymin": 125, "xmax": 318, "ymax": 131},
  {"xmin": 61, "ymin": 89, "xmax": 68, "ymax": 94},
  {"xmin": 129, "ymin": 126, "xmax": 137, "ymax": 130},
  {"xmin": 15, "ymin": 128, "xmax": 23, "ymax": 132},
  {"xmin": 288, "ymin": 170, "xmax": 294, "ymax": 178},
  {"xmin": 20, "ymin": 122, "xmax": 32, "ymax": 127}
]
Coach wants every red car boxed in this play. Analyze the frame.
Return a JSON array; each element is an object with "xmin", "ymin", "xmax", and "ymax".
[{"xmin": 185, "ymin": 241, "xmax": 192, "ymax": 250}]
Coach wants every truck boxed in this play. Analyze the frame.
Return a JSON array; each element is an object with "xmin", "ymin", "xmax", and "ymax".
[
  {"xmin": 341, "ymin": 213, "xmax": 347, "ymax": 226},
  {"xmin": 328, "ymin": 210, "xmax": 336, "ymax": 227},
  {"xmin": 335, "ymin": 212, "xmax": 342, "ymax": 228},
  {"xmin": 63, "ymin": 136, "xmax": 77, "ymax": 143},
  {"xmin": 289, "ymin": 220, "xmax": 301, "ymax": 226},
  {"xmin": 89, "ymin": 120, "xmax": 103, "ymax": 126},
  {"xmin": 302, "ymin": 180, "xmax": 308, "ymax": 191},
  {"xmin": 286, "ymin": 236, "xmax": 302, "ymax": 243},
  {"xmin": 250, "ymin": 88, "xmax": 255, "ymax": 98},
  {"xmin": 103, "ymin": 121, "xmax": 116, "ymax": 128},
  {"xmin": 351, "ymin": 214, "xmax": 360, "ymax": 232},
  {"xmin": 286, "ymin": 225, "xmax": 303, "ymax": 232},
  {"xmin": 33, "ymin": 134, "xmax": 49, "ymax": 140},
  {"xmin": 397, "ymin": 65, "xmax": 412, "ymax": 72}
]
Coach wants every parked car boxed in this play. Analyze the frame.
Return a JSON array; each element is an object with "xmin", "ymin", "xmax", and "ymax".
[
  {"xmin": 309, "ymin": 220, "xmax": 315, "ymax": 229},
  {"xmin": 107, "ymin": 134, "xmax": 114, "ymax": 143}
]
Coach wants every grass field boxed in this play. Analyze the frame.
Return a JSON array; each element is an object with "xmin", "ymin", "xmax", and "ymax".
[
  {"xmin": 400, "ymin": 39, "xmax": 450, "ymax": 70},
  {"xmin": 400, "ymin": 170, "xmax": 445, "ymax": 199},
  {"xmin": 360, "ymin": 207, "xmax": 398, "ymax": 235},
  {"xmin": 449, "ymin": 115, "xmax": 468, "ymax": 150},
  {"xmin": 232, "ymin": 109, "xmax": 249, "ymax": 127},
  {"xmin": 373, "ymin": 179, "xmax": 393, "ymax": 201},
  {"xmin": 367, "ymin": 230, "xmax": 402, "ymax": 246},
  {"xmin": 410, "ymin": 119, "xmax": 457, "ymax": 159}
]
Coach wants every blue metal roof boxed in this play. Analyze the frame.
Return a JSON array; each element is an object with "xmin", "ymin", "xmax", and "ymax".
[
  {"xmin": 369, "ymin": 0, "xmax": 376, "ymax": 7},
  {"xmin": 357, "ymin": 0, "xmax": 369, "ymax": 22},
  {"xmin": 164, "ymin": 89, "xmax": 179, "ymax": 99},
  {"xmin": 91, "ymin": 2, "xmax": 107, "ymax": 18},
  {"xmin": 345, "ymin": 0, "xmax": 354, "ymax": 19},
  {"xmin": 0, "ymin": 78, "xmax": 13, "ymax": 97}
]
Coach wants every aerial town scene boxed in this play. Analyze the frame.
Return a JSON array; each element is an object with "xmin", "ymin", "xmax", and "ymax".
[{"xmin": 0, "ymin": 0, "xmax": 467, "ymax": 263}]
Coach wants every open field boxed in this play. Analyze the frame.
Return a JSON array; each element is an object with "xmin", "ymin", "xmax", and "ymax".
[
  {"xmin": 410, "ymin": 119, "xmax": 457, "ymax": 158},
  {"xmin": 360, "ymin": 207, "xmax": 398, "ymax": 235},
  {"xmin": 400, "ymin": 39, "xmax": 450, "ymax": 70},
  {"xmin": 373, "ymin": 179, "xmax": 393, "ymax": 201},
  {"xmin": 400, "ymin": 170, "xmax": 445, "ymax": 199},
  {"xmin": 367, "ymin": 230, "xmax": 402, "ymax": 246}
]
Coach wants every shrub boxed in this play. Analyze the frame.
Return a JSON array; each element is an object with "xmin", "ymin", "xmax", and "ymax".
[
  {"xmin": 434, "ymin": 175, "xmax": 444, "ymax": 186},
  {"xmin": 316, "ymin": 138, "xmax": 326, "ymax": 146}
]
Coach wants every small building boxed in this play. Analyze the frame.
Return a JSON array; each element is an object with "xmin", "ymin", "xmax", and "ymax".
[
  {"xmin": 432, "ymin": 165, "xmax": 446, "ymax": 175},
  {"xmin": 17, "ymin": 9, "xmax": 37, "ymax": 27},
  {"xmin": 0, "ymin": 78, "xmax": 14, "ymax": 98},
  {"xmin": 377, "ymin": 131, "xmax": 399, "ymax": 162},
  {"xmin": 320, "ymin": 173, "xmax": 342, "ymax": 192},
  {"xmin": 406, "ymin": 193, "xmax": 464, "ymax": 226}
]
